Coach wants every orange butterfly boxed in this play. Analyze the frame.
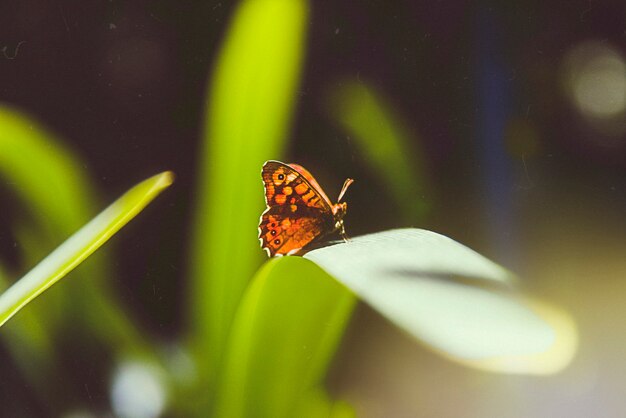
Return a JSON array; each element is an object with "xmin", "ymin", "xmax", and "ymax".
[{"xmin": 259, "ymin": 161, "xmax": 354, "ymax": 257}]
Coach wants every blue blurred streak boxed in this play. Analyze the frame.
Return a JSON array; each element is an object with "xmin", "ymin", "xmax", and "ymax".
[{"xmin": 474, "ymin": 7, "xmax": 518, "ymax": 268}]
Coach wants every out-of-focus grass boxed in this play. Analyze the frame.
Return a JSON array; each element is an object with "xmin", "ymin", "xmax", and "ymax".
[
  {"xmin": 329, "ymin": 81, "xmax": 429, "ymax": 222},
  {"xmin": 0, "ymin": 106, "xmax": 96, "ymax": 240},
  {"xmin": 215, "ymin": 257, "xmax": 355, "ymax": 418},
  {"xmin": 0, "ymin": 0, "xmax": 578, "ymax": 415},
  {"xmin": 0, "ymin": 169, "xmax": 173, "ymax": 413},
  {"xmin": 186, "ymin": 1, "xmax": 365, "ymax": 414},
  {"xmin": 295, "ymin": 388, "xmax": 356, "ymax": 418},
  {"xmin": 0, "ymin": 105, "xmax": 99, "ymax": 333},
  {"xmin": 0, "ymin": 106, "xmax": 173, "ymax": 414},
  {"xmin": 0, "ymin": 171, "xmax": 174, "ymax": 327},
  {"xmin": 0, "ymin": 266, "xmax": 62, "ymax": 408},
  {"xmin": 188, "ymin": 0, "xmax": 308, "ymax": 387},
  {"xmin": 0, "ymin": 107, "xmax": 156, "ymax": 354}
]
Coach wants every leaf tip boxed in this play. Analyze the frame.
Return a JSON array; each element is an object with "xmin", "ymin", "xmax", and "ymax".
[{"xmin": 156, "ymin": 171, "xmax": 175, "ymax": 189}]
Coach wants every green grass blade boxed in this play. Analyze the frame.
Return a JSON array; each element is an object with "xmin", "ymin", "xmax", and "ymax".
[
  {"xmin": 0, "ymin": 106, "xmax": 166, "ymax": 357},
  {"xmin": 329, "ymin": 82, "xmax": 429, "ymax": 221},
  {"xmin": 305, "ymin": 229, "xmax": 577, "ymax": 373},
  {"xmin": 189, "ymin": 0, "xmax": 308, "ymax": 382},
  {"xmin": 0, "ymin": 172, "xmax": 174, "ymax": 327},
  {"xmin": 328, "ymin": 400, "xmax": 356, "ymax": 418},
  {"xmin": 0, "ymin": 105, "xmax": 103, "ymax": 330},
  {"xmin": 0, "ymin": 267, "xmax": 65, "ymax": 408},
  {"xmin": 295, "ymin": 388, "xmax": 356, "ymax": 418},
  {"xmin": 0, "ymin": 105, "xmax": 98, "ymax": 240},
  {"xmin": 0, "ymin": 106, "xmax": 169, "ymax": 403},
  {"xmin": 215, "ymin": 257, "xmax": 355, "ymax": 418},
  {"xmin": 308, "ymin": 228, "xmax": 515, "ymax": 287}
]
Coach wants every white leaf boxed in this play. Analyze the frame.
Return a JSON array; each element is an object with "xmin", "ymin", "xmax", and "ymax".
[{"xmin": 305, "ymin": 229, "xmax": 558, "ymax": 362}]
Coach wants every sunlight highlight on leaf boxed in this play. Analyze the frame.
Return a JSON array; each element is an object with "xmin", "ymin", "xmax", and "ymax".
[
  {"xmin": 0, "ymin": 172, "xmax": 173, "ymax": 327},
  {"xmin": 305, "ymin": 229, "xmax": 577, "ymax": 373},
  {"xmin": 457, "ymin": 299, "xmax": 578, "ymax": 375}
]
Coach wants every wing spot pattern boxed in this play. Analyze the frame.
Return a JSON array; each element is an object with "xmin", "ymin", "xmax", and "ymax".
[{"xmin": 295, "ymin": 183, "xmax": 308, "ymax": 195}]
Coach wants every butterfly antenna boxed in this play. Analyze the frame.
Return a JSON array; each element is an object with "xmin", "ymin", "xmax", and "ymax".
[{"xmin": 337, "ymin": 178, "xmax": 354, "ymax": 202}]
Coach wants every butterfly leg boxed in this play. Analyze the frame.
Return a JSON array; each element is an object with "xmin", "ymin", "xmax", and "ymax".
[{"xmin": 339, "ymin": 222, "xmax": 350, "ymax": 242}]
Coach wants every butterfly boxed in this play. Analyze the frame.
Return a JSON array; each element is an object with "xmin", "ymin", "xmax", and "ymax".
[{"xmin": 259, "ymin": 160, "xmax": 354, "ymax": 257}]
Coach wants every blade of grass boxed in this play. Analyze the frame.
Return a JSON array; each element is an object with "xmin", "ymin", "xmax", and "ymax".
[
  {"xmin": 215, "ymin": 257, "xmax": 355, "ymax": 418},
  {"xmin": 0, "ymin": 105, "xmax": 97, "ymax": 241},
  {"xmin": 456, "ymin": 299, "xmax": 578, "ymax": 375},
  {"xmin": 329, "ymin": 81, "xmax": 429, "ymax": 221},
  {"xmin": 0, "ymin": 172, "xmax": 174, "ymax": 327},
  {"xmin": 189, "ymin": 0, "xmax": 308, "ymax": 384},
  {"xmin": 0, "ymin": 267, "xmax": 66, "ymax": 409},
  {"xmin": 0, "ymin": 106, "xmax": 157, "ymax": 354},
  {"xmin": 0, "ymin": 105, "xmax": 101, "ymax": 333},
  {"xmin": 305, "ymin": 229, "xmax": 577, "ymax": 373},
  {"xmin": 295, "ymin": 388, "xmax": 356, "ymax": 418}
]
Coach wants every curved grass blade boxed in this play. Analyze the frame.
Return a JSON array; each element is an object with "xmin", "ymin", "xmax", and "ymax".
[
  {"xmin": 329, "ymin": 82, "xmax": 429, "ymax": 221},
  {"xmin": 215, "ymin": 256, "xmax": 355, "ymax": 418},
  {"xmin": 0, "ymin": 267, "xmax": 66, "ymax": 408},
  {"xmin": 305, "ymin": 229, "xmax": 577, "ymax": 374},
  {"xmin": 0, "ymin": 106, "xmax": 168, "ymax": 405},
  {"xmin": 0, "ymin": 105, "xmax": 103, "ymax": 332},
  {"xmin": 0, "ymin": 105, "xmax": 97, "ymax": 240},
  {"xmin": 457, "ymin": 299, "xmax": 578, "ymax": 375},
  {"xmin": 189, "ymin": 0, "xmax": 308, "ymax": 384},
  {"xmin": 0, "ymin": 172, "xmax": 174, "ymax": 327},
  {"xmin": 0, "ymin": 105, "xmax": 154, "ymax": 353}
]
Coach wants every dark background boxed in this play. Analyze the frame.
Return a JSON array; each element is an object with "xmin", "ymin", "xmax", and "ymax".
[{"xmin": 1, "ymin": 1, "xmax": 625, "ymax": 417}]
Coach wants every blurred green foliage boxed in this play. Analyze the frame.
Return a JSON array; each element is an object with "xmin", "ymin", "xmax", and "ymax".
[
  {"xmin": 0, "ymin": 106, "xmax": 156, "ymax": 353},
  {"xmin": 330, "ymin": 82, "xmax": 430, "ymax": 222},
  {"xmin": 215, "ymin": 257, "xmax": 355, "ymax": 418},
  {"xmin": 0, "ymin": 106, "xmax": 170, "ymax": 411},
  {"xmin": 188, "ymin": 0, "xmax": 309, "ymax": 389},
  {"xmin": 0, "ymin": 170, "xmax": 173, "ymax": 327},
  {"xmin": 0, "ymin": 0, "xmax": 573, "ymax": 416}
]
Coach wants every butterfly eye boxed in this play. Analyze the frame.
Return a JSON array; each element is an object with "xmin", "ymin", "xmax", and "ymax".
[{"xmin": 274, "ymin": 239, "xmax": 281, "ymax": 245}]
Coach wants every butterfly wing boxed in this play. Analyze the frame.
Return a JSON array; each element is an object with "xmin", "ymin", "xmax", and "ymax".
[
  {"xmin": 259, "ymin": 206, "xmax": 330, "ymax": 256},
  {"xmin": 261, "ymin": 161, "xmax": 332, "ymax": 212},
  {"xmin": 284, "ymin": 163, "xmax": 334, "ymax": 208},
  {"xmin": 260, "ymin": 161, "xmax": 334, "ymax": 256}
]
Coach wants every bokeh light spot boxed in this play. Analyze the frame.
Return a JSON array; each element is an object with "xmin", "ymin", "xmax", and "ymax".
[
  {"xmin": 563, "ymin": 41, "xmax": 626, "ymax": 121},
  {"xmin": 110, "ymin": 360, "xmax": 167, "ymax": 418}
]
